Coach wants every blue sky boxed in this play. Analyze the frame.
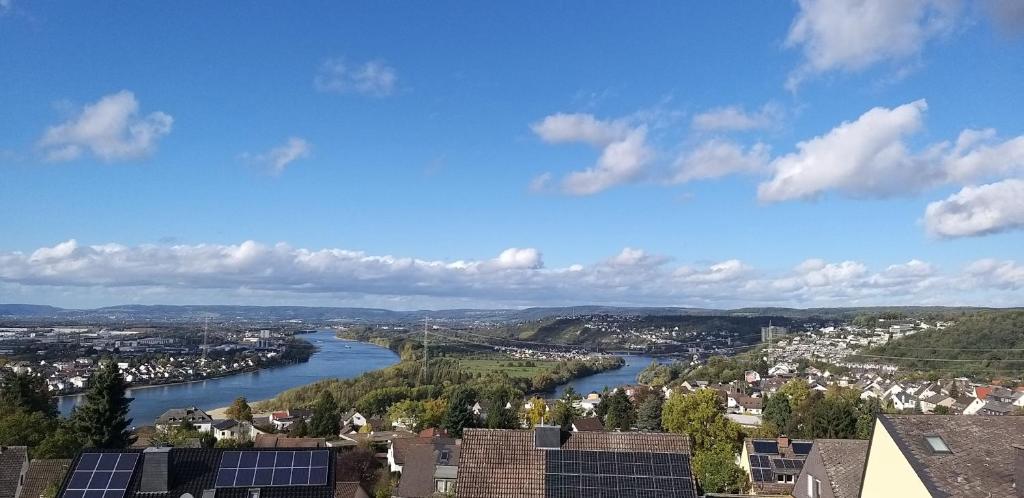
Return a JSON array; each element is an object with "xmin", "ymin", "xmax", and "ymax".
[{"xmin": 1, "ymin": 1, "xmax": 1022, "ymax": 309}]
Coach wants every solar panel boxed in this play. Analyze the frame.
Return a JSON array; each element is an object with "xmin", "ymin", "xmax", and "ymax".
[
  {"xmin": 62, "ymin": 453, "xmax": 140, "ymax": 498},
  {"xmin": 216, "ymin": 451, "xmax": 329, "ymax": 488},
  {"xmin": 544, "ymin": 451, "xmax": 696, "ymax": 498},
  {"xmin": 792, "ymin": 441, "xmax": 813, "ymax": 456},
  {"xmin": 751, "ymin": 440, "xmax": 779, "ymax": 454}
]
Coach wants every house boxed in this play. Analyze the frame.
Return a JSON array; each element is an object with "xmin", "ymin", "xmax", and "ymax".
[
  {"xmin": 860, "ymin": 414, "xmax": 1024, "ymax": 497},
  {"xmin": 977, "ymin": 400, "xmax": 1016, "ymax": 416},
  {"xmin": 734, "ymin": 395, "xmax": 763, "ymax": 415},
  {"xmin": 393, "ymin": 437, "xmax": 459, "ymax": 497},
  {"xmin": 211, "ymin": 419, "xmax": 241, "ymax": 440},
  {"xmin": 0, "ymin": 446, "xmax": 29, "ymax": 498},
  {"xmin": 56, "ymin": 447, "xmax": 335, "ymax": 498},
  {"xmin": 738, "ymin": 436, "xmax": 814, "ymax": 495},
  {"xmin": 792, "ymin": 439, "xmax": 868, "ymax": 498},
  {"xmin": 341, "ymin": 410, "xmax": 368, "ymax": 429},
  {"xmin": 456, "ymin": 426, "xmax": 697, "ymax": 497},
  {"xmin": 154, "ymin": 406, "xmax": 213, "ymax": 429},
  {"xmin": 570, "ymin": 417, "xmax": 603, "ymax": 432},
  {"xmin": 17, "ymin": 459, "xmax": 71, "ymax": 498}
]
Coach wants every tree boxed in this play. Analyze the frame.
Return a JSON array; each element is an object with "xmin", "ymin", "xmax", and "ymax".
[
  {"xmin": 309, "ymin": 391, "xmax": 340, "ymax": 437},
  {"xmin": 549, "ymin": 400, "xmax": 581, "ymax": 431},
  {"xmin": 635, "ymin": 394, "xmax": 664, "ymax": 431},
  {"xmin": 421, "ymin": 398, "xmax": 447, "ymax": 429},
  {"xmin": 35, "ymin": 420, "xmax": 85, "ymax": 459},
  {"xmin": 778, "ymin": 379, "xmax": 812, "ymax": 410},
  {"xmin": 525, "ymin": 397, "xmax": 548, "ymax": 426},
  {"xmin": 692, "ymin": 445, "xmax": 749, "ymax": 494},
  {"xmin": 761, "ymin": 393, "xmax": 792, "ymax": 435},
  {"xmin": 604, "ymin": 390, "xmax": 634, "ymax": 431},
  {"xmin": 0, "ymin": 372, "xmax": 57, "ymax": 418},
  {"xmin": 0, "ymin": 410, "xmax": 55, "ymax": 448},
  {"xmin": 226, "ymin": 396, "xmax": 253, "ymax": 422},
  {"xmin": 441, "ymin": 387, "xmax": 477, "ymax": 438},
  {"xmin": 933, "ymin": 405, "xmax": 950, "ymax": 415},
  {"xmin": 486, "ymin": 402, "xmax": 520, "ymax": 429},
  {"xmin": 662, "ymin": 390, "xmax": 742, "ymax": 454},
  {"xmin": 388, "ymin": 399, "xmax": 425, "ymax": 431},
  {"xmin": 73, "ymin": 361, "xmax": 135, "ymax": 448},
  {"xmin": 289, "ymin": 419, "xmax": 310, "ymax": 437}
]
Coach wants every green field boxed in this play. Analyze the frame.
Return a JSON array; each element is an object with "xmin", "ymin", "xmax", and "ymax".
[{"xmin": 458, "ymin": 358, "xmax": 561, "ymax": 378}]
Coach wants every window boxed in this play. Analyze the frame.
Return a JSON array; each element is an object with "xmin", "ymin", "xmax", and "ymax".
[
  {"xmin": 435, "ymin": 480, "xmax": 455, "ymax": 493},
  {"xmin": 808, "ymin": 477, "xmax": 821, "ymax": 498},
  {"xmin": 247, "ymin": 489, "xmax": 260, "ymax": 498},
  {"xmin": 924, "ymin": 435, "xmax": 951, "ymax": 454}
]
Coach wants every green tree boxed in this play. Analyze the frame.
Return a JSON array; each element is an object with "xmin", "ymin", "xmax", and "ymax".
[
  {"xmin": 778, "ymin": 379, "xmax": 812, "ymax": 410},
  {"xmin": 0, "ymin": 410, "xmax": 55, "ymax": 448},
  {"xmin": 309, "ymin": 391, "xmax": 340, "ymax": 437},
  {"xmin": 549, "ymin": 400, "xmax": 581, "ymax": 431},
  {"xmin": 72, "ymin": 361, "xmax": 135, "ymax": 448},
  {"xmin": 0, "ymin": 372, "xmax": 57, "ymax": 418},
  {"xmin": 635, "ymin": 394, "xmax": 663, "ymax": 431},
  {"xmin": 662, "ymin": 390, "xmax": 742, "ymax": 453},
  {"xmin": 226, "ymin": 396, "xmax": 253, "ymax": 422},
  {"xmin": 421, "ymin": 398, "xmax": 447, "ymax": 430},
  {"xmin": 388, "ymin": 399, "xmax": 425, "ymax": 431},
  {"xmin": 35, "ymin": 420, "xmax": 85, "ymax": 459},
  {"xmin": 692, "ymin": 445, "xmax": 749, "ymax": 494},
  {"xmin": 604, "ymin": 390, "xmax": 634, "ymax": 431},
  {"xmin": 289, "ymin": 419, "xmax": 310, "ymax": 437},
  {"xmin": 761, "ymin": 393, "xmax": 792, "ymax": 435},
  {"xmin": 933, "ymin": 405, "xmax": 950, "ymax": 415},
  {"xmin": 441, "ymin": 387, "xmax": 477, "ymax": 438}
]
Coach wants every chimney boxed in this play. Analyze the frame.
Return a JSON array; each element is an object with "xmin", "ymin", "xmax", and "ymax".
[
  {"xmin": 139, "ymin": 447, "xmax": 171, "ymax": 493},
  {"xmin": 777, "ymin": 436, "xmax": 790, "ymax": 449},
  {"xmin": 534, "ymin": 425, "xmax": 562, "ymax": 450},
  {"xmin": 1014, "ymin": 444, "xmax": 1024, "ymax": 497}
]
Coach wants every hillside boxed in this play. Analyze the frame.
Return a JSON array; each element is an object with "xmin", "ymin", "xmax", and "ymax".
[{"xmin": 862, "ymin": 310, "xmax": 1024, "ymax": 380}]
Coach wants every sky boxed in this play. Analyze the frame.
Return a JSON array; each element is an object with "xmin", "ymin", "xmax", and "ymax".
[{"xmin": 1, "ymin": 1, "xmax": 1023, "ymax": 310}]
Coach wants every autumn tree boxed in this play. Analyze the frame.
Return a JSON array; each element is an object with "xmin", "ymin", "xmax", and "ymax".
[{"xmin": 226, "ymin": 396, "xmax": 253, "ymax": 422}]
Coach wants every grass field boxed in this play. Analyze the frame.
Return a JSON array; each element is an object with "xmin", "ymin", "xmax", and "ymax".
[{"xmin": 458, "ymin": 358, "xmax": 561, "ymax": 378}]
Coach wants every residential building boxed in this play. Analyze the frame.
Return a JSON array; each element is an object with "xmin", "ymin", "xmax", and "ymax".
[
  {"xmin": 569, "ymin": 417, "xmax": 603, "ymax": 432},
  {"xmin": 456, "ymin": 426, "xmax": 697, "ymax": 497},
  {"xmin": 154, "ymin": 406, "xmax": 213, "ymax": 429},
  {"xmin": 17, "ymin": 459, "xmax": 71, "ymax": 498},
  {"xmin": 792, "ymin": 439, "xmax": 868, "ymax": 498},
  {"xmin": 0, "ymin": 447, "xmax": 29, "ymax": 498},
  {"xmin": 393, "ymin": 437, "xmax": 459, "ymax": 497},
  {"xmin": 861, "ymin": 414, "xmax": 1024, "ymax": 497},
  {"xmin": 738, "ymin": 436, "xmax": 814, "ymax": 495}
]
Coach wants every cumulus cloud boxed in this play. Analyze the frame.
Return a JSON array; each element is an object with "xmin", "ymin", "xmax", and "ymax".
[
  {"xmin": 531, "ymin": 113, "xmax": 631, "ymax": 147},
  {"xmin": 672, "ymin": 140, "xmax": 770, "ymax": 184},
  {"xmin": 924, "ymin": 179, "xmax": 1024, "ymax": 238},
  {"xmin": 37, "ymin": 91, "xmax": 173, "ymax": 162},
  {"xmin": 691, "ymin": 104, "xmax": 782, "ymax": 132},
  {"xmin": 314, "ymin": 58, "xmax": 397, "ymax": 96},
  {"xmin": 253, "ymin": 137, "xmax": 312, "ymax": 175},
  {"xmin": 785, "ymin": 0, "xmax": 961, "ymax": 89},
  {"xmin": 937, "ymin": 129, "xmax": 1024, "ymax": 182},
  {"xmin": 1, "ymin": 240, "xmax": 1019, "ymax": 308},
  {"xmin": 758, "ymin": 100, "xmax": 941, "ymax": 201}
]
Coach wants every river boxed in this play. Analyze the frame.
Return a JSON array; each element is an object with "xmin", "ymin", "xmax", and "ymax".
[
  {"xmin": 57, "ymin": 330, "xmax": 400, "ymax": 425},
  {"xmin": 551, "ymin": 355, "xmax": 671, "ymax": 398}
]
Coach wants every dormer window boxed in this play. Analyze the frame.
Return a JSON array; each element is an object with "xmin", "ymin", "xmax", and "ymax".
[{"xmin": 924, "ymin": 435, "xmax": 951, "ymax": 454}]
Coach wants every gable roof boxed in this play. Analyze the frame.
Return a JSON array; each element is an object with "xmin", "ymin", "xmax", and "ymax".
[
  {"xmin": 156, "ymin": 406, "xmax": 212, "ymax": 424},
  {"xmin": 456, "ymin": 429, "xmax": 695, "ymax": 498},
  {"xmin": 878, "ymin": 414, "xmax": 1024, "ymax": 498},
  {"xmin": 570, "ymin": 417, "xmax": 603, "ymax": 432},
  {"xmin": 0, "ymin": 446, "xmax": 28, "ymax": 498},
  {"xmin": 19, "ymin": 459, "xmax": 71, "ymax": 498},
  {"xmin": 813, "ymin": 439, "xmax": 868, "ymax": 498}
]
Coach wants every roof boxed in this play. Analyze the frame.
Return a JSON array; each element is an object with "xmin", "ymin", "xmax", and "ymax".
[
  {"xmin": 745, "ymin": 438, "xmax": 813, "ymax": 495},
  {"xmin": 0, "ymin": 447, "xmax": 28, "ymax": 498},
  {"xmin": 456, "ymin": 428, "xmax": 695, "ymax": 498},
  {"xmin": 254, "ymin": 434, "xmax": 327, "ymax": 448},
  {"xmin": 878, "ymin": 414, "xmax": 1024, "ymax": 498},
  {"xmin": 813, "ymin": 439, "xmax": 868, "ymax": 498},
  {"xmin": 334, "ymin": 482, "xmax": 366, "ymax": 498},
  {"xmin": 19, "ymin": 459, "xmax": 71, "ymax": 498},
  {"xmin": 570, "ymin": 417, "xmax": 603, "ymax": 432},
  {"xmin": 394, "ymin": 444, "xmax": 438, "ymax": 497},
  {"xmin": 156, "ymin": 406, "xmax": 212, "ymax": 424},
  {"xmin": 212, "ymin": 419, "xmax": 238, "ymax": 430},
  {"xmin": 57, "ymin": 448, "xmax": 336, "ymax": 498},
  {"xmin": 391, "ymin": 436, "xmax": 457, "ymax": 466}
]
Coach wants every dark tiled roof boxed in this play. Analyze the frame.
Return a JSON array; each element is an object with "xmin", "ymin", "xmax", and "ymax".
[
  {"xmin": 456, "ymin": 429, "xmax": 694, "ymax": 498},
  {"xmin": 394, "ymin": 444, "xmax": 436, "ymax": 498},
  {"xmin": 254, "ymin": 435, "xmax": 327, "ymax": 448},
  {"xmin": 879, "ymin": 414, "xmax": 1024, "ymax": 498},
  {"xmin": 58, "ymin": 448, "xmax": 335, "ymax": 498},
  {"xmin": 813, "ymin": 439, "xmax": 868, "ymax": 498},
  {"xmin": 570, "ymin": 417, "xmax": 604, "ymax": 432},
  {"xmin": 0, "ymin": 446, "xmax": 28, "ymax": 498},
  {"xmin": 19, "ymin": 459, "xmax": 71, "ymax": 498},
  {"xmin": 333, "ymin": 482, "xmax": 366, "ymax": 498}
]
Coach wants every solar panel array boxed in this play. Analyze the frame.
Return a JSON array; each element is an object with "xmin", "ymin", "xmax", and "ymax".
[
  {"xmin": 63, "ymin": 453, "xmax": 140, "ymax": 498},
  {"xmin": 751, "ymin": 440, "xmax": 779, "ymax": 454},
  {"xmin": 544, "ymin": 450, "xmax": 696, "ymax": 498},
  {"xmin": 747, "ymin": 454, "xmax": 775, "ymax": 483},
  {"xmin": 215, "ymin": 451, "xmax": 329, "ymax": 488},
  {"xmin": 792, "ymin": 442, "xmax": 813, "ymax": 456},
  {"xmin": 770, "ymin": 458, "xmax": 805, "ymax": 472}
]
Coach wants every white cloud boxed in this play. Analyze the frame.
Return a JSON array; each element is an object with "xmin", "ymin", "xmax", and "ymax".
[
  {"xmin": 528, "ymin": 172, "xmax": 553, "ymax": 193},
  {"xmin": 254, "ymin": 137, "xmax": 312, "ymax": 175},
  {"xmin": 691, "ymin": 104, "xmax": 782, "ymax": 132},
  {"xmin": 37, "ymin": 91, "xmax": 173, "ymax": 162},
  {"xmin": 924, "ymin": 179, "xmax": 1024, "ymax": 238},
  {"xmin": 786, "ymin": 0, "xmax": 961, "ymax": 88},
  {"xmin": 531, "ymin": 113, "xmax": 631, "ymax": 147},
  {"xmin": 937, "ymin": 129, "xmax": 1024, "ymax": 182},
  {"xmin": 1, "ymin": 239, "xmax": 1020, "ymax": 307},
  {"xmin": 314, "ymin": 58, "xmax": 397, "ymax": 96},
  {"xmin": 758, "ymin": 100, "xmax": 941, "ymax": 201},
  {"xmin": 562, "ymin": 128, "xmax": 652, "ymax": 195},
  {"xmin": 983, "ymin": 0, "xmax": 1024, "ymax": 34},
  {"xmin": 672, "ymin": 140, "xmax": 770, "ymax": 184}
]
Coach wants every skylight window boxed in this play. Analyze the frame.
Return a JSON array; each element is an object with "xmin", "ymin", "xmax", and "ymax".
[{"xmin": 925, "ymin": 436, "xmax": 951, "ymax": 454}]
